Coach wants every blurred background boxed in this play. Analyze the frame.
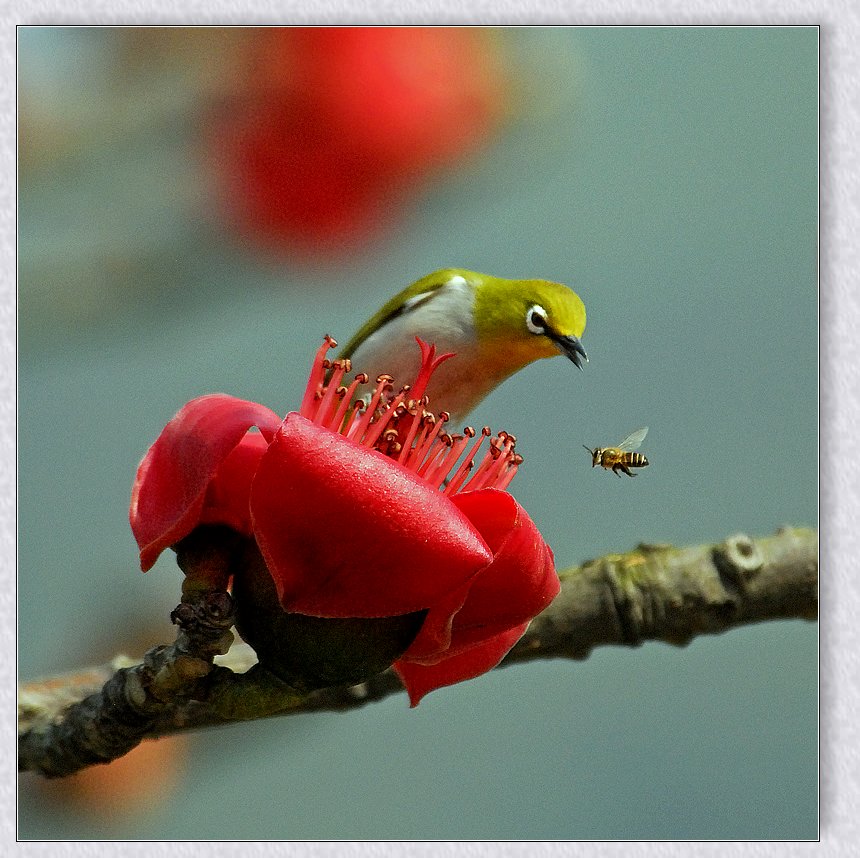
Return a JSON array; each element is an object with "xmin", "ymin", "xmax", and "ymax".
[{"xmin": 18, "ymin": 26, "xmax": 817, "ymax": 839}]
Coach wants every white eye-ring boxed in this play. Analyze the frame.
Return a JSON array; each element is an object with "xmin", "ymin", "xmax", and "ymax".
[{"xmin": 526, "ymin": 304, "xmax": 548, "ymax": 335}]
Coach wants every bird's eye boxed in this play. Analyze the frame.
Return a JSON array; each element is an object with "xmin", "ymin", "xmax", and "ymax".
[{"xmin": 526, "ymin": 305, "xmax": 548, "ymax": 335}]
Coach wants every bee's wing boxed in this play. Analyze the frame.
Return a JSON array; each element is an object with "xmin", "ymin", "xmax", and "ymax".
[{"xmin": 617, "ymin": 427, "xmax": 648, "ymax": 452}]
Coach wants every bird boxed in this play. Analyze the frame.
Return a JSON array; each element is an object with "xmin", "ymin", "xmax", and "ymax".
[{"xmin": 338, "ymin": 268, "xmax": 587, "ymax": 423}]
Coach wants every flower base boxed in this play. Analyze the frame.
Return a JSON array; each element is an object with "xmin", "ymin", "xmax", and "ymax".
[{"xmin": 232, "ymin": 541, "xmax": 427, "ymax": 690}]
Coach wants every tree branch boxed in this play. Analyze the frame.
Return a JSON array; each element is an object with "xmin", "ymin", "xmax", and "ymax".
[{"xmin": 18, "ymin": 526, "xmax": 817, "ymax": 777}]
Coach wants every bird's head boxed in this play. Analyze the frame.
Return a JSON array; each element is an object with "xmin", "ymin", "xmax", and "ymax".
[{"xmin": 470, "ymin": 271, "xmax": 588, "ymax": 370}]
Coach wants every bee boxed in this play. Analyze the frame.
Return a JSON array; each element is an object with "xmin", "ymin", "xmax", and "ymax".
[{"xmin": 583, "ymin": 427, "xmax": 649, "ymax": 477}]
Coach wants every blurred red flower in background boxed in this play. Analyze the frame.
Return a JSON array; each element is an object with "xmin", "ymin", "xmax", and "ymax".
[
  {"xmin": 130, "ymin": 337, "xmax": 558, "ymax": 704},
  {"xmin": 206, "ymin": 27, "xmax": 507, "ymax": 253}
]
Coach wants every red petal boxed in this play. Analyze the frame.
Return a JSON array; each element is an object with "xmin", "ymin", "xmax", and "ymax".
[
  {"xmin": 377, "ymin": 492, "xmax": 557, "ymax": 663},
  {"xmin": 249, "ymin": 413, "xmax": 493, "ymax": 617},
  {"xmin": 199, "ymin": 433, "xmax": 270, "ymax": 536},
  {"xmin": 130, "ymin": 394, "xmax": 282, "ymax": 571},
  {"xmin": 445, "ymin": 489, "xmax": 559, "ymax": 650},
  {"xmin": 398, "ymin": 579, "xmax": 473, "ymax": 661},
  {"xmin": 394, "ymin": 622, "xmax": 529, "ymax": 706}
]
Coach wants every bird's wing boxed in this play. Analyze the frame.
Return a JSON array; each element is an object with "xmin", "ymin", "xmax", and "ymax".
[{"xmin": 338, "ymin": 271, "xmax": 456, "ymax": 360}]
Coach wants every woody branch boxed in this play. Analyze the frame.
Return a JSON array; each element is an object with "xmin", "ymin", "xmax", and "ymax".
[{"xmin": 18, "ymin": 526, "xmax": 817, "ymax": 778}]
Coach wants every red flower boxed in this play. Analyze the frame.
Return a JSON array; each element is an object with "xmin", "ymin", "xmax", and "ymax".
[
  {"xmin": 207, "ymin": 27, "xmax": 507, "ymax": 252},
  {"xmin": 130, "ymin": 337, "xmax": 559, "ymax": 704}
]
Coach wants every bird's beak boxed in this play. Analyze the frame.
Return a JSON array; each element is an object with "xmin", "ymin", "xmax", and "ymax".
[{"xmin": 549, "ymin": 332, "xmax": 588, "ymax": 370}]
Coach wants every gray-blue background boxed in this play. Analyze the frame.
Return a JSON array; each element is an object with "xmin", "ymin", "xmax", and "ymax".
[{"xmin": 18, "ymin": 26, "xmax": 817, "ymax": 839}]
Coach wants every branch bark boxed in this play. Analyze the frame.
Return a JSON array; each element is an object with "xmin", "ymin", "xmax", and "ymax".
[{"xmin": 18, "ymin": 526, "xmax": 817, "ymax": 778}]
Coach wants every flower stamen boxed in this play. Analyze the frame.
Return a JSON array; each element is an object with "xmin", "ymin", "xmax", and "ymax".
[
  {"xmin": 442, "ymin": 427, "xmax": 489, "ymax": 496},
  {"xmin": 362, "ymin": 389, "xmax": 408, "ymax": 449},
  {"xmin": 312, "ymin": 359, "xmax": 350, "ymax": 425},
  {"xmin": 404, "ymin": 411, "xmax": 449, "ymax": 470},
  {"xmin": 345, "ymin": 374, "xmax": 393, "ymax": 441},
  {"xmin": 416, "ymin": 433, "xmax": 452, "ymax": 478},
  {"xmin": 302, "ymin": 336, "xmax": 524, "ymax": 495},
  {"xmin": 396, "ymin": 399, "xmax": 431, "ymax": 465},
  {"xmin": 330, "ymin": 372, "xmax": 369, "ymax": 431},
  {"xmin": 495, "ymin": 453, "xmax": 523, "ymax": 491},
  {"xmin": 300, "ymin": 335, "xmax": 338, "ymax": 417},
  {"xmin": 463, "ymin": 433, "xmax": 517, "ymax": 493},
  {"xmin": 423, "ymin": 433, "xmax": 474, "ymax": 490}
]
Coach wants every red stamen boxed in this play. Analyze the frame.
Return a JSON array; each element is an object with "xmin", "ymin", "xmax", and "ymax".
[
  {"xmin": 396, "ymin": 401, "xmax": 431, "ymax": 465},
  {"xmin": 416, "ymin": 434, "xmax": 452, "ymax": 477},
  {"xmin": 442, "ymin": 427, "xmax": 490, "ymax": 496},
  {"xmin": 300, "ymin": 336, "xmax": 523, "ymax": 495},
  {"xmin": 481, "ymin": 447, "xmax": 516, "ymax": 490},
  {"xmin": 330, "ymin": 372, "xmax": 369, "ymax": 431},
  {"xmin": 300, "ymin": 335, "xmax": 337, "ymax": 418},
  {"xmin": 495, "ymin": 453, "xmax": 523, "ymax": 491},
  {"xmin": 424, "ymin": 434, "xmax": 472, "ymax": 489},
  {"xmin": 363, "ymin": 390, "xmax": 408, "ymax": 449},
  {"xmin": 313, "ymin": 359, "xmax": 349, "ymax": 425},
  {"xmin": 340, "ymin": 400, "xmax": 366, "ymax": 437},
  {"xmin": 461, "ymin": 437, "xmax": 504, "ymax": 493},
  {"xmin": 346, "ymin": 375, "xmax": 392, "ymax": 441},
  {"xmin": 405, "ymin": 411, "xmax": 449, "ymax": 470},
  {"xmin": 464, "ymin": 434, "xmax": 516, "ymax": 492},
  {"xmin": 401, "ymin": 413, "xmax": 433, "ymax": 467}
]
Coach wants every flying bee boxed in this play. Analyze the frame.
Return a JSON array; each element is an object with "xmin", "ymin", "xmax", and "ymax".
[{"xmin": 583, "ymin": 427, "xmax": 649, "ymax": 477}]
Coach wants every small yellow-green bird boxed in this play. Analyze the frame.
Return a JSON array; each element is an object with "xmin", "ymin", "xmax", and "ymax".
[{"xmin": 339, "ymin": 268, "xmax": 587, "ymax": 422}]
